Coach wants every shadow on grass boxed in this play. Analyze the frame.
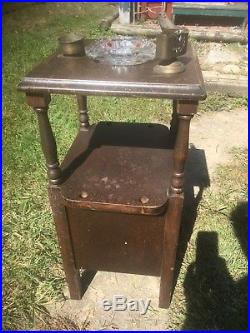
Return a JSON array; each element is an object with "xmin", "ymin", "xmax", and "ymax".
[
  {"xmin": 182, "ymin": 202, "xmax": 248, "ymax": 330},
  {"xmin": 174, "ymin": 144, "xmax": 210, "ymax": 287}
]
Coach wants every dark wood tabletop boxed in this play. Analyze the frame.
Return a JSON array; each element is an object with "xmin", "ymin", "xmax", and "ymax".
[{"xmin": 18, "ymin": 41, "xmax": 206, "ymax": 100}]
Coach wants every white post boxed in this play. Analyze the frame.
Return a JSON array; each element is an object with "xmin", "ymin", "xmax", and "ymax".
[{"xmin": 119, "ymin": 2, "xmax": 131, "ymax": 25}]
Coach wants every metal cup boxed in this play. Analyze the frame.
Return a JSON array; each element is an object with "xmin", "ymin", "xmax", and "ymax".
[
  {"xmin": 156, "ymin": 29, "xmax": 188, "ymax": 64},
  {"xmin": 58, "ymin": 33, "xmax": 85, "ymax": 57}
]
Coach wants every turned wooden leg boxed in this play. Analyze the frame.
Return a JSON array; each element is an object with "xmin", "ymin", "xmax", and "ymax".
[
  {"xmin": 26, "ymin": 93, "xmax": 94, "ymax": 299},
  {"xmin": 77, "ymin": 95, "xmax": 89, "ymax": 131},
  {"xmin": 26, "ymin": 93, "xmax": 62, "ymax": 185},
  {"xmin": 159, "ymin": 100, "xmax": 197, "ymax": 308},
  {"xmin": 169, "ymin": 100, "xmax": 178, "ymax": 147}
]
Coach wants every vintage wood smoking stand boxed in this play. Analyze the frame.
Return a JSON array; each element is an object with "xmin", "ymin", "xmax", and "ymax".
[{"xmin": 18, "ymin": 41, "xmax": 206, "ymax": 308}]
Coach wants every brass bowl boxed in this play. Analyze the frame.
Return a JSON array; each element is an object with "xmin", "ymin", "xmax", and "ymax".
[{"xmin": 58, "ymin": 33, "xmax": 85, "ymax": 57}]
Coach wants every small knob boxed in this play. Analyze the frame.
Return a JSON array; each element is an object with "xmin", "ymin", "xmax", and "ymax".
[
  {"xmin": 80, "ymin": 191, "xmax": 88, "ymax": 199},
  {"xmin": 140, "ymin": 196, "xmax": 149, "ymax": 204}
]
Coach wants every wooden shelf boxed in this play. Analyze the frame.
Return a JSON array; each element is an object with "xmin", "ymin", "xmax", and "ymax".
[{"xmin": 60, "ymin": 122, "xmax": 173, "ymax": 215}]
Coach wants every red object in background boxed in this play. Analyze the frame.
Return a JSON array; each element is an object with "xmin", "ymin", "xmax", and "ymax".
[{"xmin": 139, "ymin": 2, "xmax": 173, "ymax": 20}]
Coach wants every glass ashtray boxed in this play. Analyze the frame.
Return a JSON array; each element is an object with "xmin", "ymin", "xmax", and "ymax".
[{"xmin": 85, "ymin": 37, "xmax": 156, "ymax": 66}]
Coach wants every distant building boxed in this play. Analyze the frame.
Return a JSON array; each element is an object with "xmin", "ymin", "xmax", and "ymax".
[{"xmin": 118, "ymin": 2, "xmax": 247, "ymax": 26}]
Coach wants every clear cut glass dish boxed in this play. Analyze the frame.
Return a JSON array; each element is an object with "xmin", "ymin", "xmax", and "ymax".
[{"xmin": 85, "ymin": 36, "xmax": 156, "ymax": 66}]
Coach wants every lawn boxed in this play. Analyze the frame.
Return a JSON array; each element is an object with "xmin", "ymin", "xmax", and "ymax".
[{"xmin": 2, "ymin": 3, "xmax": 248, "ymax": 330}]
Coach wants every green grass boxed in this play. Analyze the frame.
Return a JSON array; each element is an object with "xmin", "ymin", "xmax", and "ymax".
[
  {"xmin": 198, "ymin": 92, "xmax": 247, "ymax": 114},
  {"xmin": 3, "ymin": 3, "xmax": 248, "ymax": 330}
]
